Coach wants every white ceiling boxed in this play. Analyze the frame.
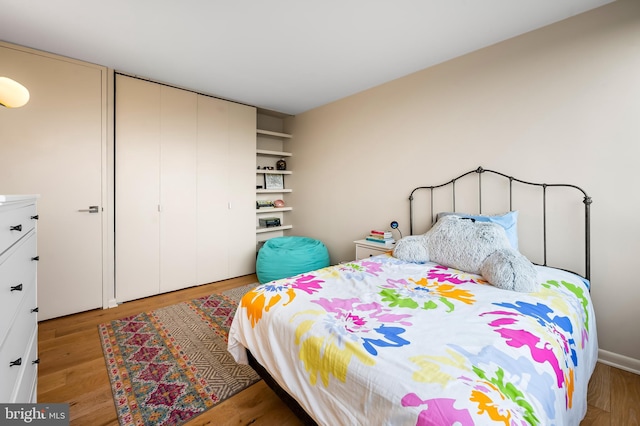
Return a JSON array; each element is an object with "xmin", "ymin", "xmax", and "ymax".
[{"xmin": 0, "ymin": 0, "xmax": 613, "ymax": 115}]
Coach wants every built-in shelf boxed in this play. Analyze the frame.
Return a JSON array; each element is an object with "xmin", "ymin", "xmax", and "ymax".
[
  {"xmin": 256, "ymin": 225, "xmax": 293, "ymax": 234},
  {"xmin": 257, "ymin": 129, "xmax": 292, "ymax": 138},
  {"xmin": 256, "ymin": 207, "xmax": 292, "ymax": 214},
  {"xmin": 257, "ymin": 189, "xmax": 292, "ymax": 194},
  {"xmin": 256, "ymin": 120, "xmax": 292, "ymax": 238},
  {"xmin": 256, "ymin": 170, "xmax": 292, "ymax": 175},
  {"xmin": 256, "ymin": 149, "xmax": 292, "ymax": 157}
]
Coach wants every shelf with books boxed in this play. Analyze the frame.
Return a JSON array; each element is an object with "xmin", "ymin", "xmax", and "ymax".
[{"xmin": 256, "ymin": 113, "xmax": 293, "ymax": 241}]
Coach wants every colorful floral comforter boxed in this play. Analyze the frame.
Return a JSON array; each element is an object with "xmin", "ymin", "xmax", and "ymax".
[{"xmin": 228, "ymin": 254, "xmax": 597, "ymax": 426}]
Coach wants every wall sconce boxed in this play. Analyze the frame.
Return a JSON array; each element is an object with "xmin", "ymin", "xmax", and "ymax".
[{"xmin": 0, "ymin": 76, "xmax": 30, "ymax": 108}]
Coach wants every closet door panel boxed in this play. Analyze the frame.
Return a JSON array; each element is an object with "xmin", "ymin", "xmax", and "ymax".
[
  {"xmin": 196, "ymin": 96, "xmax": 230, "ymax": 284},
  {"xmin": 116, "ymin": 76, "xmax": 256, "ymax": 300},
  {"xmin": 115, "ymin": 76, "xmax": 161, "ymax": 302},
  {"xmin": 227, "ymin": 103, "xmax": 257, "ymax": 277},
  {"xmin": 159, "ymin": 87, "xmax": 198, "ymax": 293}
]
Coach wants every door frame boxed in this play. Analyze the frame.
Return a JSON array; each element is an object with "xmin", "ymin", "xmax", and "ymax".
[{"xmin": 104, "ymin": 69, "xmax": 116, "ymax": 309}]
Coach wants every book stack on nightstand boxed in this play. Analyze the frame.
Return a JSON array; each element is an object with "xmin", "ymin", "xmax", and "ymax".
[{"xmin": 365, "ymin": 229, "xmax": 395, "ymax": 247}]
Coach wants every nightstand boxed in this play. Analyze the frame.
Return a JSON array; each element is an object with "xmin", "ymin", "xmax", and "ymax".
[{"xmin": 354, "ymin": 239, "xmax": 395, "ymax": 260}]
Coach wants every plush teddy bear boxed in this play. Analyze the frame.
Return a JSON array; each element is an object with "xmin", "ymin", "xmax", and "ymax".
[{"xmin": 392, "ymin": 215, "xmax": 538, "ymax": 292}]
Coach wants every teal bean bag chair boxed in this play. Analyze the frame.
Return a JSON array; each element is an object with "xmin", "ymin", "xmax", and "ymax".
[{"xmin": 256, "ymin": 236, "xmax": 330, "ymax": 283}]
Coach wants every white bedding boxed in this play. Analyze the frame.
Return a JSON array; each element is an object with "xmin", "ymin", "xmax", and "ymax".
[{"xmin": 229, "ymin": 254, "xmax": 598, "ymax": 425}]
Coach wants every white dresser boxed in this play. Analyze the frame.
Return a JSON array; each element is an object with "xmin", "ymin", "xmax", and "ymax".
[{"xmin": 0, "ymin": 195, "xmax": 39, "ymax": 403}]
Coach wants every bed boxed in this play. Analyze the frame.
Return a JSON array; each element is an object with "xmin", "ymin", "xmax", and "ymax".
[{"xmin": 228, "ymin": 167, "xmax": 597, "ymax": 425}]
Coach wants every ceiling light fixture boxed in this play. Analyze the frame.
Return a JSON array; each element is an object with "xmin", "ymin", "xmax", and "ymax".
[{"xmin": 0, "ymin": 76, "xmax": 30, "ymax": 108}]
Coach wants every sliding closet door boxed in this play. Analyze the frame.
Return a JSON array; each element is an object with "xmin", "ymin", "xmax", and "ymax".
[
  {"xmin": 227, "ymin": 103, "xmax": 257, "ymax": 277},
  {"xmin": 116, "ymin": 74, "xmax": 255, "ymax": 302},
  {"xmin": 116, "ymin": 75, "xmax": 198, "ymax": 299},
  {"xmin": 159, "ymin": 88, "xmax": 197, "ymax": 293},
  {"xmin": 115, "ymin": 76, "xmax": 161, "ymax": 302},
  {"xmin": 196, "ymin": 98, "xmax": 256, "ymax": 281},
  {"xmin": 196, "ymin": 96, "xmax": 230, "ymax": 283}
]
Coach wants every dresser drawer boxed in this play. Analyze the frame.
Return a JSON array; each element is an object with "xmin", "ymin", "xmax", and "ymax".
[
  {"xmin": 0, "ymin": 298, "xmax": 38, "ymax": 402},
  {"xmin": 0, "ymin": 202, "xmax": 37, "ymax": 255},
  {"xmin": 354, "ymin": 239, "xmax": 396, "ymax": 260},
  {"xmin": 356, "ymin": 245, "xmax": 391, "ymax": 259},
  {"xmin": 11, "ymin": 329, "xmax": 38, "ymax": 403},
  {"xmin": 0, "ymin": 231, "xmax": 37, "ymax": 344}
]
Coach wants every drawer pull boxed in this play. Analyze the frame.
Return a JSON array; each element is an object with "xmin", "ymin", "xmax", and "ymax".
[
  {"xmin": 31, "ymin": 256, "xmax": 39, "ymax": 261},
  {"xmin": 31, "ymin": 307, "xmax": 39, "ymax": 313},
  {"xmin": 31, "ymin": 215, "xmax": 39, "ymax": 220},
  {"xmin": 10, "ymin": 224, "xmax": 22, "ymax": 232},
  {"xmin": 10, "ymin": 358, "xmax": 22, "ymax": 367},
  {"xmin": 32, "ymin": 359, "xmax": 40, "ymax": 365},
  {"xmin": 10, "ymin": 283, "xmax": 23, "ymax": 292}
]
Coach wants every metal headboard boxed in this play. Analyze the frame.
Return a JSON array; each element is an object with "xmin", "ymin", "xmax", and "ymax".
[{"xmin": 408, "ymin": 166, "xmax": 592, "ymax": 281}]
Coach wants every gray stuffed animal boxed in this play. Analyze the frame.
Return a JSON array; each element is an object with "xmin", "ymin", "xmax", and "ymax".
[{"xmin": 392, "ymin": 215, "xmax": 538, "ymax": 292}]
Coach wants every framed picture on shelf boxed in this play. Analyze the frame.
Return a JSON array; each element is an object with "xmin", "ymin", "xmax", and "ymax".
[{"xmin": 264, "ymin": 173, "xmax": 284, "ymax": 190}]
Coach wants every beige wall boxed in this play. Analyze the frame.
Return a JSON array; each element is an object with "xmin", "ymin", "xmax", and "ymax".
[{"xmin": 285, "ymin": 0, "xmax": 640, "ymax": 368}]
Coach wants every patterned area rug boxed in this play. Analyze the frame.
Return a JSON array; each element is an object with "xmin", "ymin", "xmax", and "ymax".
[{"xmin": 99, "ymin": 284, "xmax": 258, "ymax": 426}]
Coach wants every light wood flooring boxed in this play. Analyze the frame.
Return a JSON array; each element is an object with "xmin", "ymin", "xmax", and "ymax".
[{"xmin": 38, "ymin": 274, "xmax": 639, "ymax": 425}]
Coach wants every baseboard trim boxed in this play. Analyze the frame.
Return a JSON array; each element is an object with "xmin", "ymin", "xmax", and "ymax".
[
  {"xmin": 106, "ymin": 298, "xmax": 118, "ymax": 309},
  {"xmin": 598, "ymin": 349, "xmax": 640, "ymax": 375}
]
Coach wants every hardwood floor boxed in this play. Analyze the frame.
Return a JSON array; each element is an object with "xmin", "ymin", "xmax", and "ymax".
[
  {"xmin": 583, "ymin": 362, "xmax": 640, "ymax": 425},
  {"xmin": 37, "ymin": 274, "xmax": 639, "ymax": 425},
  {"xmin": 38, "ymin": 274, "xmax": 301, "ymax": 426}
]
